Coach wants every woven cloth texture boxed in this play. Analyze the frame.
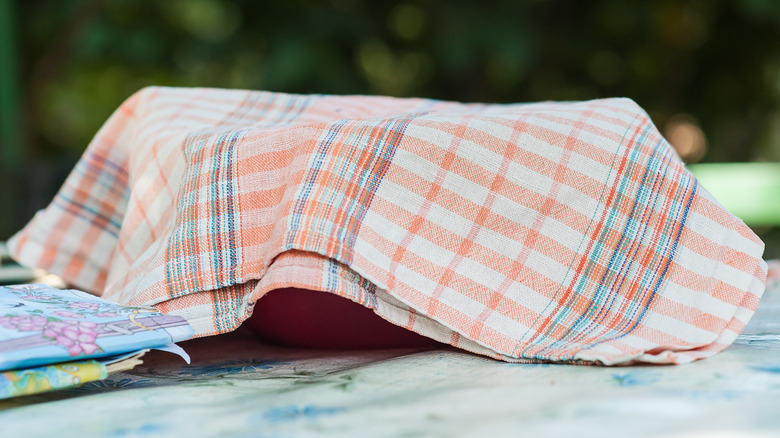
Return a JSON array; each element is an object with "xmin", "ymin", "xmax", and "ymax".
[{"xmin": 8, "ymin": 87, "xmax": 767, "ymax": 365}]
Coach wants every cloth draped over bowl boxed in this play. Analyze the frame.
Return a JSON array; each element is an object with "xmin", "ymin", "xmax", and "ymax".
[{"xmin": 8, "ymin": 87, "xmax": 767, "ymax": 365}]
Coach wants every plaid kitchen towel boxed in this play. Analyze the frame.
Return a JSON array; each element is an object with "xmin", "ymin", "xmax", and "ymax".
[{"xmin": 8, "ymin": 87, "xmax": 767, "ymax": 365}]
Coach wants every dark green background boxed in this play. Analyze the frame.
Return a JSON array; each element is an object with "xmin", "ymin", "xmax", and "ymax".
[{"xmin": 2, "ymin": 0, "xmax": 780, "ymax": 243}]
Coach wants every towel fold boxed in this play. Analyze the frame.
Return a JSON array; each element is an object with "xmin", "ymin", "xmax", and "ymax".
[{"xmin": 9, "ymin": 87, "xmax": 766, "ymax": 365}]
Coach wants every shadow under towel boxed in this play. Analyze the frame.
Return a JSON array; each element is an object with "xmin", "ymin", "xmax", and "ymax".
[{"xmin": 8, "ymin": 86, "xmax": 767, "ymax": 365}]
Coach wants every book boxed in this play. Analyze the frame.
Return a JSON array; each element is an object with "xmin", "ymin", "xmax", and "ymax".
[
  {"xmin": 0, "ymin": 350, "xmax": 148, "ymax": 399},
  {"xmin": 0, "ymin": 283, "xmax": 194, "ymax": 398}
]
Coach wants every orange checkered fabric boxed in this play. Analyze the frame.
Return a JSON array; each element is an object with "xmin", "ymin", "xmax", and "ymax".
[{"xmin": 8, "ymin": 87, "xmax": 767, "ymax": 365}]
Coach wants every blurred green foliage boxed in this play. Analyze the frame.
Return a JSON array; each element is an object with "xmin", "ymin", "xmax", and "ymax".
[{"xmin": 3, "ymin": 0, "xmax": 780, "ymax": 241}]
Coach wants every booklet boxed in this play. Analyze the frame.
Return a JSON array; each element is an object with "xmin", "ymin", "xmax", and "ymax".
[
  {"xmin": 0, "ymin": 283, "xmax": 194, "ymax": 397},
  {"xmin": 0, "ymin": 350, "xmax": 149, "ymax": 399}
]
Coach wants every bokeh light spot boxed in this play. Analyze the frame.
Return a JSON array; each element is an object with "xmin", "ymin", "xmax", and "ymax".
[
  {"xmin": 389, "ymin": 4, "xmax": 425, "ymax": 41},
  {"xmin": 665, "ymin": 114, "xmax": 707, "ymax": 163}
]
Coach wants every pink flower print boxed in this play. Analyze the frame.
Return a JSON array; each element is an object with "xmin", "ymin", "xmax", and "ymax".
[
  {"xmin": 0, "ymin": 315, "xmax": 48, "ymax": 332},
  {"xmin": 45, "ymin": 320, "xmax": 99, "ymax": 356},
  {"xmin": 68, "ymin": 302, "xmax": 100, "ymax": 310},
  {"xmin": 21, "ymin": 295, "xmax": 56, "ymax": 301},
  {"xmin": 94, "ymin": 312, "xmax": 119, "ymax": 318},
  {"xmin": 53, "ymin": 311, "xmax": 85, "ymax": 319}
]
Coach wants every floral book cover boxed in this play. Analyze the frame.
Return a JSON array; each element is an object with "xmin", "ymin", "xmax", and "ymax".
[{"xmin": 0, "ymin": 284, "xmax": 194, "ymax": 398}]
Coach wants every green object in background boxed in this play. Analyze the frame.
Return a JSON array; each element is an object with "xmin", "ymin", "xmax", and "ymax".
[
  {"xmin": 688, "ymin": 163, "xmax": 780, "ymax": 227},
  {"xmin": 0, "ymin": 0, "xmax": 21, "ymax": 169}
]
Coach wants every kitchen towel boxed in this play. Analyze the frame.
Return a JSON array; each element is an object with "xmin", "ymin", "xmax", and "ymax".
[{"xmin": 8, "ymin": 87, "xmax": 767, "ymax": 364}]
